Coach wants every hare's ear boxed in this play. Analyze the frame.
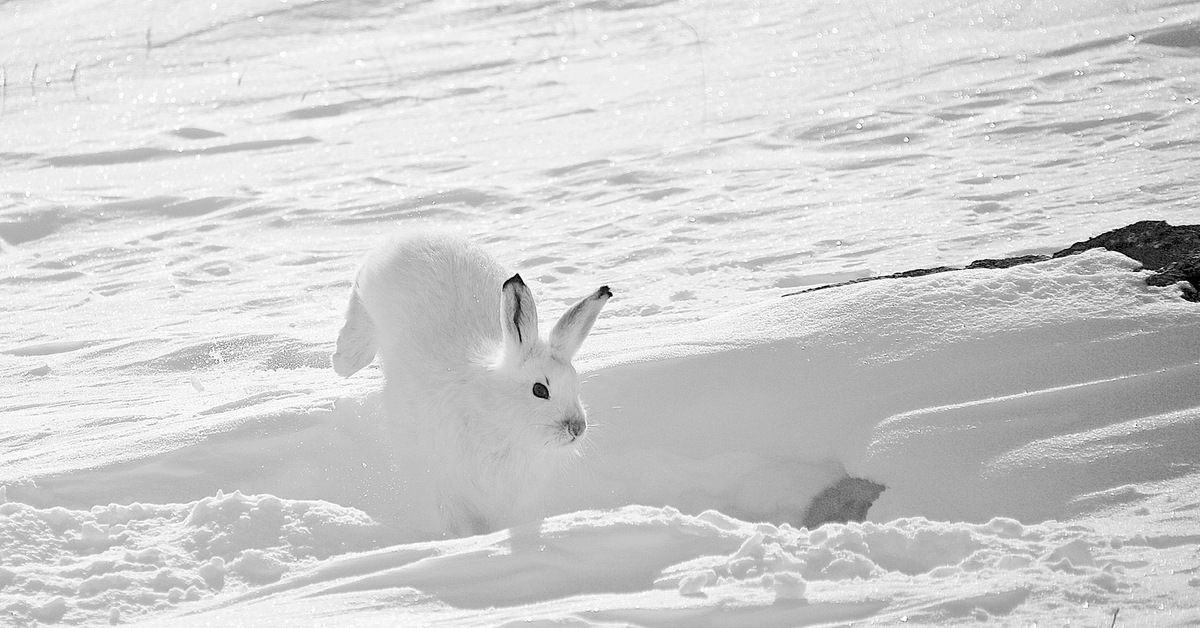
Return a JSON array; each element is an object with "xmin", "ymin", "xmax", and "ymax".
[
  {"xmin": 332, "ymin": 289, "xmax": 377, "ymax": 377},
  {"xmin": 502, "ymin": 274, "xmax": 539, "ymax": 354},
  {"xmin": 550, "ymin": 285, "xmax": 612, "ymax": 359}
]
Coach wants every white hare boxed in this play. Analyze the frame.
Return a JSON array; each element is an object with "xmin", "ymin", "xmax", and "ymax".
[{"xmin": 332, "ymin": 230, "xmax": 611, "ymax": 537}]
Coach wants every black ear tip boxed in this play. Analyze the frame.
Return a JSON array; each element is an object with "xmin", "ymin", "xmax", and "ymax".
[
  {"xmin": 598, "ymin": 285, "xmax": 612, "ymax": 298},
  {"xmin": 504, "ymin": 273, "xmax": 525, "ymax": 288}
]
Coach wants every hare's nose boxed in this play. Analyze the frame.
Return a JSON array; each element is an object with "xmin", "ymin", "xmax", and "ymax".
[{"xmin": 563, "ymin": 416, "xmax": 586, "ymax": 439}]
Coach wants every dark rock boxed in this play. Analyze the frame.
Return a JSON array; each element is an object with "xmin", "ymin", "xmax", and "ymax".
[
  {"xmin": 887, "ymin": 266, "xmax": 960, "ymax": 279},
  {"xmin": 1052, "ymin": 220, "xmax": 1200, "ymax": 300},
  {"xmin": 783, "ymin": 266, "xmax": 958, "ymax": 296},
  {"xmin": 801, "ymin": 476, "xmax": 886, "ymax": 529},
  {"xmin": 966, "ymin": 254, "xmax": 1051, "ymax": 270},
  {"xmin": 1144, "ymin": 252, "xmax": 1200, "ymax": 302},
  {"xmin": 1051, "ymin": 220, "xmax": 1200, "ymax": 270},
  {"xmin": 785, "ymin": 221, "xmax": 1200, "ymax": 301}
]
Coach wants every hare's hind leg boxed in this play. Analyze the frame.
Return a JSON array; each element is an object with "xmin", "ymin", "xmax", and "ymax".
[{"xmin": 332, "ymin": 289, "xmax": 378, "ymax": 377}]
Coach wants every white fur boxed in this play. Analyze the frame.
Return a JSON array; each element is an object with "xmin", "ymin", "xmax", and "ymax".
[{"xmin": 332, "ymin": 230, "xmax": 611, "ymax": 537}]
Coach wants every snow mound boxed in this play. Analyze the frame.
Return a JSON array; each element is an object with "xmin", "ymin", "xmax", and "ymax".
[
  {"xmin": 0, "ymin": 492, "xmax": 401, "ymax": 626},
  {"xmin": 562, "ymin": 250, "xmax": 1200, "ymax": 526},
  {"xmin": 140, "ymin": 505, "xmax": 1191, "ymax": 627}
]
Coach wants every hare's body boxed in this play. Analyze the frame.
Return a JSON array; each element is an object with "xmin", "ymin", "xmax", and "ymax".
[
  {"xmin": 350, "ymin": 233, "xmax": 505, "ymax": 388},
  {"xmin": 333, "ymin": 231, "xmax": 610, "ymax": 537}
]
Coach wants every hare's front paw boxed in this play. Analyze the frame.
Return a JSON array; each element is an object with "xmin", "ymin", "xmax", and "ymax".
[{"xmin": 332, "ymin": 292, "xmax": 378, "ymax": 377}]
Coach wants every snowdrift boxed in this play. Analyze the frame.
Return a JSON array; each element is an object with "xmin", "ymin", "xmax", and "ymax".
[{"xmin": 5, "ymin": 249, "xmax": 1200, "ymax": 626}]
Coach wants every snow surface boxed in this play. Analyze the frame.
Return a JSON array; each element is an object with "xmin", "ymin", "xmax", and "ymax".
[{"xmin": 4, "ymin": 0, "xmax": 1200, "ymax": 625}]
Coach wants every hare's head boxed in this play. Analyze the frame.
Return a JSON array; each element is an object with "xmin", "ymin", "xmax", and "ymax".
[{"xmin": 489, "ymin": 274, "xmax": 611, "ymax": 451}]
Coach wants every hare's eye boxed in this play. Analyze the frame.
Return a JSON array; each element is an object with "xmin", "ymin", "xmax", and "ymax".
[{"xmin": 532, "ymin": 382, "xmax": 549, "ymax": 399}]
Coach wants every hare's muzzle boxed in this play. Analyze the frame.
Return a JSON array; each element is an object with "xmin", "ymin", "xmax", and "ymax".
[{"xmin": 563, "ymin": 415, "xmax": 586, "ymax": 441}]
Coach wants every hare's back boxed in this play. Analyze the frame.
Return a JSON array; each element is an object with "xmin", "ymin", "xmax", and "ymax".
[{"xmin": 357, "ymin": 231, "xmax": 505, "ymax": 357}]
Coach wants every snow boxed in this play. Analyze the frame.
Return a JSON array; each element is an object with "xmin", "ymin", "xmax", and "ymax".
[
  {"xmin": 6, "ymin": 249, "xmax": 1200, "ymax": 626},
  {"xmin": 4, "ymin": 0, "xmax": 1200, "ymax": 624}
]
